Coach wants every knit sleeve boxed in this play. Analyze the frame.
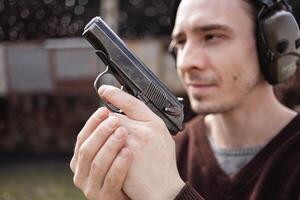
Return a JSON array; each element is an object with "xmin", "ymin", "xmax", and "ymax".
[{"xmin": 174, "ymin": 182, "xmax": 205, "ymax": 200}]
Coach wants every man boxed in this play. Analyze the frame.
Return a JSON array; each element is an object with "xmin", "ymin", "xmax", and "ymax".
[{"xmin": 70, "ymin": 0, "xmax": 300, "ymax": 199}]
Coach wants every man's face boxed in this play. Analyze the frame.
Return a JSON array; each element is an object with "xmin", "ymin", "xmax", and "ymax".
[{"xmin": 172, "ymin": 0, "xmax": 266, "ymax": 114}]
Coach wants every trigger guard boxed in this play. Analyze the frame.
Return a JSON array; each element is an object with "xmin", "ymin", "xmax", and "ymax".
[
  {"xmin": 93, "ymin": 67, "xmax": 123, "ymax": 114},
  {"xmin": 93, "ymin": 66, "xmax": 111, "ymax": 92},
  {"xmin": 95, "ymin": 50, "xmax": 110, "ymax": 66}
]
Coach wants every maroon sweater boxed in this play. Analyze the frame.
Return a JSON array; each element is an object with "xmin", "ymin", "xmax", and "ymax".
[{"xmin": 174, "ymin": 114, "xmax": 300, "ymax": 200}]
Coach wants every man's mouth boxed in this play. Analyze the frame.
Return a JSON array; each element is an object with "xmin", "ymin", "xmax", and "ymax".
[{"xmin": 186, "ymin": 82, "xmax": 216, "ymax": 94}]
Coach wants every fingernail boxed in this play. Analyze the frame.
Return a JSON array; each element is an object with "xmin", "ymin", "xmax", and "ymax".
[
  {"xmin": 107, "ymin": 116, "xmax": 119, "ymax": 127},
  {"xmin": 120, "ymin": 148, "xmax": 130, "ymax": 158},
  {"xmin": 109, "ymin": 112, "xmax": 116, "ymax": 117},
  {"xmin": 94, "ymin": 107, "xmax": 106, "ymax": 119},
  {"xmin": 98, "ymin": 85, "xmax": 108, "ymax": 96},
  {"xmin": 114, "ymin": 127, "xmax": 125, "ymax": 139}
]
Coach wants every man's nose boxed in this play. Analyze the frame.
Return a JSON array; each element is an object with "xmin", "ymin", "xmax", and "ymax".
[{"xmin": 176, "ymin": 42, "xmax": 207, "ymax": 72}]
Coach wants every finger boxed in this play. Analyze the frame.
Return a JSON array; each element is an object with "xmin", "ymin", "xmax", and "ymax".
[
  {"xmin": 74, "ymin": 115, "xmax": 121, "ymax": 182},
  {"xmin": 79, "ymin": 115, "xmax": 121, "ymax": 156},
  {"xmin": 111, "ymin": 112, "xmax": 167, "ymax": 141},
  {"xmin": 86, "ymin": 127, "xmax": 128, "ymax": 195},
  {"xmin": 98, "ymin": 85, "xmax": 157, "ymax": 121},
  {"xmin": 101, "ymin": 147, "xmax": 132, "ymax": 197},
  {"xmin": 71, "ymin": 107, "xmax": 110, "ymax": 172}
]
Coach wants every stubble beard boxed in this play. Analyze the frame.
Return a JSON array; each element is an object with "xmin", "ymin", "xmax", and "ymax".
[
  {"xmin": 188, "ymin": 74, "xmax": 261, "ymax": 115},
  {"xmin": 189, "ymin": 95, "xmax": 235, "ymax": 115}
]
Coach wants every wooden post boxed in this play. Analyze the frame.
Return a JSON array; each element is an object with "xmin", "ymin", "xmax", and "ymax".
[{"xmin": 100, "ymin": 0, "xmax": 119, "ymax": 33}]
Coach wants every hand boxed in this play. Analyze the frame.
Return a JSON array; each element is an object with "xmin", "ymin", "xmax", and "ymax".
[
  {"xmin": 70, "ymin": 107, "xmax": 132, "ymax": 200},
  {"xmin": 98, "ymin": 85, "xmax": 185, "ymax": 200}
]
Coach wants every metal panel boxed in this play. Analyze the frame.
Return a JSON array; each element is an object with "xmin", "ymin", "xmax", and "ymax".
[
  {"xmin": 126, "ymin": 38, "xmax": 185, "ymax": 94},
  {"xmin": 7, "ymin": 44, "xmax": 53, "ymax": 93},
  {"xmin": 54, "ymin": 48, "xmax": 104, "ymax": 80}
]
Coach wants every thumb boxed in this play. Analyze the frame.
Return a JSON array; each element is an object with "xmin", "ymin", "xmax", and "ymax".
[{"xmin": 98, "ymin": 85, "xmax": 157, "ymax": 121}]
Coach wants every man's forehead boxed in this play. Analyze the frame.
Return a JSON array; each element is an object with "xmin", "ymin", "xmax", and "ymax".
[
  {"xmin": 177, "ymin": 0, "xmax": 245, "ymax": 17},
  {"xmin": 173, "ymin": 0, "xmax": 251, "ymax": 33},
  {"xmin": 178, "ymin": 0, "xmax": 248, "ymax": 8}
]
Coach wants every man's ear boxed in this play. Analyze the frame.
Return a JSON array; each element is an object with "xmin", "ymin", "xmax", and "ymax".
[{"xmin": 168, "ymin": 40, "xmax": 177, "ymax": 61}]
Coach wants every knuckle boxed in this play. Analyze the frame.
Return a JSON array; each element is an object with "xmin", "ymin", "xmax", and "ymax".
[
  {"xmin": 76, "ymin": 132, "xmax": 84, "ymax": 143},
  {"xmin": 84, "ymin": 188, "xmax": 96, "ymax": 200},
  {"xmin": 104, "ymin": 176, "xmax": 119, "ymax": 190},
  {"xmin": 73, "ymin": 174, "xmax": 83, "ymax": 188},
  {"xmin": 110, "ymin": 134, "xmax": 124, "ymax": 144},
  {"xmin": 70, "ymin": 158, "xmax": 76, "ymax": 172},
  {"xmin": 103, "ymin": 124, "xmax": 117, "ymax": 134},
  {"xmin": 140, "ymin": 132, "xmax": 149, "ymax": 144},
  {"xmin": 105, "ymin": 142, "xmax": 114, "ymax": 152},
  {"xmin": 105, "ymin": 137, "xmax": 120, "ymax": 151},
  {"xmin": 101, "ymin": 117, "xmax": 120, "ymax": 133},
  {"xmin": 78, "ymin": 144, "xmax": 92, "ymax": 160},
  {"xmin": 112, "ymin": 161, "xmax": 126, "ymax": 175},
  {"xmin": 90, "ymin": 161, "xmax": 105, "ymax": 175},
  {"xmin": 133, "ymin": 131, "xmax": 149, "ymax": 146}
]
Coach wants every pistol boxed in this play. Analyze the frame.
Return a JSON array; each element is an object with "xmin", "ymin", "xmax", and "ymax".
[{"xmin": 83, "ymin": 17, "xmax": 184, "ymax": 135}]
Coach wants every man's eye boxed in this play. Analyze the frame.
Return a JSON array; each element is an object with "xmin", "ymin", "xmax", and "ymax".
[
  {"xmin": 174, "ymin": 38, "xmax": 186, "ymax": 49},
  {"xmin": 177, "ymin": 38, "xmax": 186, "ymax": 45},
  {"xmin": 205, "ymin": 34, "xmax": 224, "ymax": 42}
]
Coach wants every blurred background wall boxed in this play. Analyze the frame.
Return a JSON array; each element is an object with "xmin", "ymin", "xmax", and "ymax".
[{"xmin": 0, "ymin": 0, "xmax": 299, "ymax": 155}]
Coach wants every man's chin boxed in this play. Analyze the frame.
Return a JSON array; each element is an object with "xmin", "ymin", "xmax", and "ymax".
[
  {"xmin": 190, "ymin": 100, "xmax": 231, "ymax": 115},
  {"xmin": 190, "ymin": 102, "xmax": 214, "ymax": 115},
  {"xmin": 191, "ymin": 107, "xmax": 220, "ymax": 115},
  {"xmin": 189, "ymin": 97, "xmax": 210, "ymax": 114}
]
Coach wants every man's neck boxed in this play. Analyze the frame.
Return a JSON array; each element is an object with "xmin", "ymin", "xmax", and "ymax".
[{"xmin": 204, "ymin": 84, "xmax": 297, "ymax": 149}]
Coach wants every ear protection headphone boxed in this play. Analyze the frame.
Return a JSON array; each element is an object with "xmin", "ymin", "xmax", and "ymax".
[
  {"xmin": 257, "ymin": 0, "xmax": 300, "ymax": 84},
  {"xmin": 169, "ymin": 0, "xmax": 300, "ymax": 85}
]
